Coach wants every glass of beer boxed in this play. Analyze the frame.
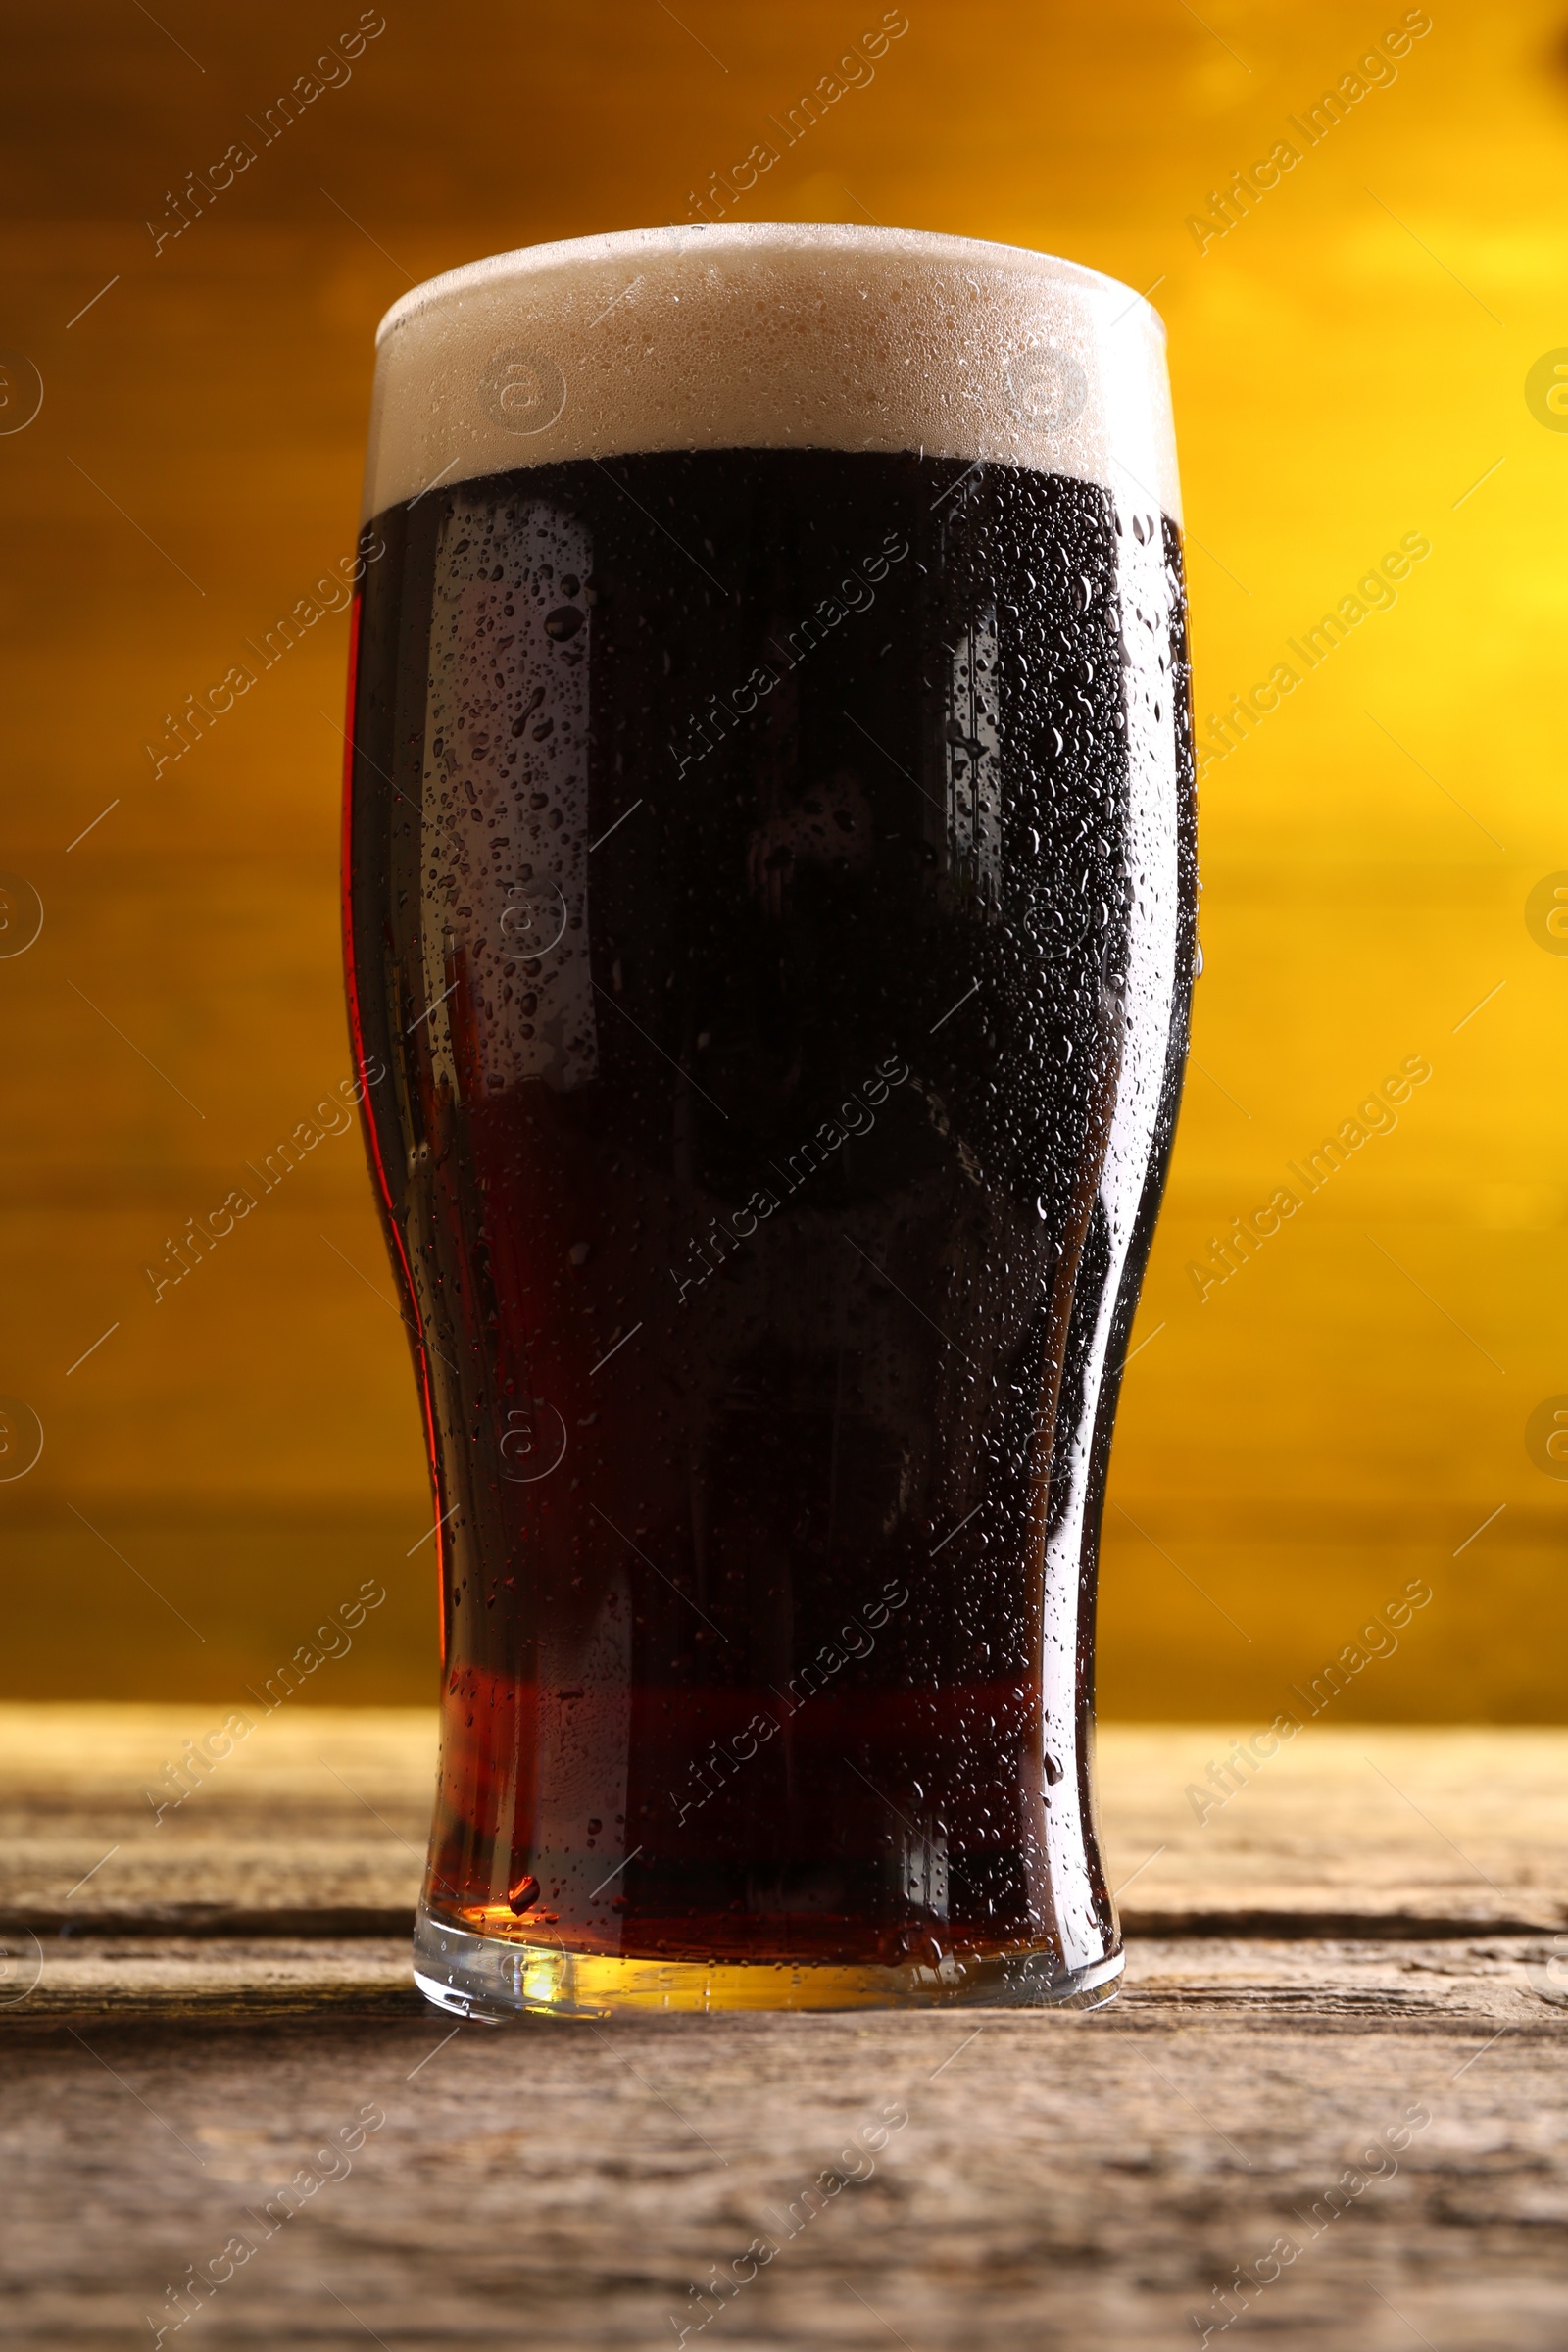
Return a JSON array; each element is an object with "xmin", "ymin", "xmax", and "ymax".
[{"xmin": 343, "ymin": 225, "xmax": 1195, "ymax": 2018}]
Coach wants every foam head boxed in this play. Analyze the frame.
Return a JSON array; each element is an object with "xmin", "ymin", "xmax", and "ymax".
[{"xmin": 364, "ymin": 224, "xmax": 1180, "ymax": 525}]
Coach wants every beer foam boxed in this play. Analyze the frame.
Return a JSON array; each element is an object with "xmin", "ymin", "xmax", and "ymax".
[{"xmin": 365, "ymin": 224, "xmax": 1180, "ymax": 526}]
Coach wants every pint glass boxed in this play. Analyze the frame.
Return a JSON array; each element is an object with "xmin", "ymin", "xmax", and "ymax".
[{"xmin": 343, "ymin": 225, "xmax": 1195, "ymax": 2017}]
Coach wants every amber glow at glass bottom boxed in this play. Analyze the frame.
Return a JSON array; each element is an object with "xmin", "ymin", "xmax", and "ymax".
[
  {"xmin": 412, "ymin": 1676, "xmax": 1127, "ymax": 2019},
  {"xmin": 412, "ymin": 1904, "xmax": 1124, "ymax": 2021}
]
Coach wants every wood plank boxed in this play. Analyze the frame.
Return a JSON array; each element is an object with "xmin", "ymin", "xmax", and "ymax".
[
  {"xmin": 1098, "ymin": 1723, "xmax": 1568, "ymax": 1934},
  {"xmin": 0, "ymin": 1941, "xmax": 1564, "ymax": 2350},
  {"xmin": 4, "ymin": 1713, "xmax": 1564, "ymax": 2347},
  {"xmin": 0, "ymin": 1933, "xmax": 1558, "ymax": 2031},
  {"xmin": 2, "ymin": 1708, "xmax": 1563, "ymax": 1933},
  {"xmin": 0, "ymin": 1704, "xmax": 430, "ymax": 1930}
]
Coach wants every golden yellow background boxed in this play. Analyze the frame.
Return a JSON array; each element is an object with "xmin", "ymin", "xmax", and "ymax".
[{"xmin": 2, "ymin": 0, "xmax": 1561, "ymax": 1718}]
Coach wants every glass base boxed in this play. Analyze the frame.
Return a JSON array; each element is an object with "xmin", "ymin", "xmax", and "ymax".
[{"xmin": 412, "ymin": 1901, "xmax": 1123, "ymax": 2020}]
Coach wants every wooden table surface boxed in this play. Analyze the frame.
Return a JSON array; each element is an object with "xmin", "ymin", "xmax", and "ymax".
[{"xmin": 3, "ymin": 1706, "xmax": 1565, "ymax": 2349}]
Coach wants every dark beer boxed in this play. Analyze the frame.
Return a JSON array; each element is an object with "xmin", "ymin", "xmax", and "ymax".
[{"xmin": 344, "ymin": 230, "xmax": 1195, "ymax": 2015}]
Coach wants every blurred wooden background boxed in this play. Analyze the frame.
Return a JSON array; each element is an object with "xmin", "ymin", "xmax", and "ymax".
[{"xmin": 0, "ymin": 0, "xmax": 1564, "ymax": 1715}]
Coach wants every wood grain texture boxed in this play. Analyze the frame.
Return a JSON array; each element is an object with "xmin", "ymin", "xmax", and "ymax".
[
  {"xmin": 4, "ymin": 1708, "xmax": 1563, "ymax": 1932},
  {"xmin": 0, "ymin": 1704, "xmax": 430, "ymax": 1931},
  {"xmin": 3, "ymin": 1944, "xmax": 1565, "ymax": 2348},
  {"xmin": 1097, "ymin": 1723, "xmax": 1568, "ymax": 1933},
  {"xmin": 4, "ymin": 1707, "xmax": 1566, "ymax": 2349}
]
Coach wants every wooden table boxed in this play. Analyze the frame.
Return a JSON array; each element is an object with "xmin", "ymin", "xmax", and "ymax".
[{"xmin": 4, "ymin": 1707, "xmax": 1565, "ymax": 2348}]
